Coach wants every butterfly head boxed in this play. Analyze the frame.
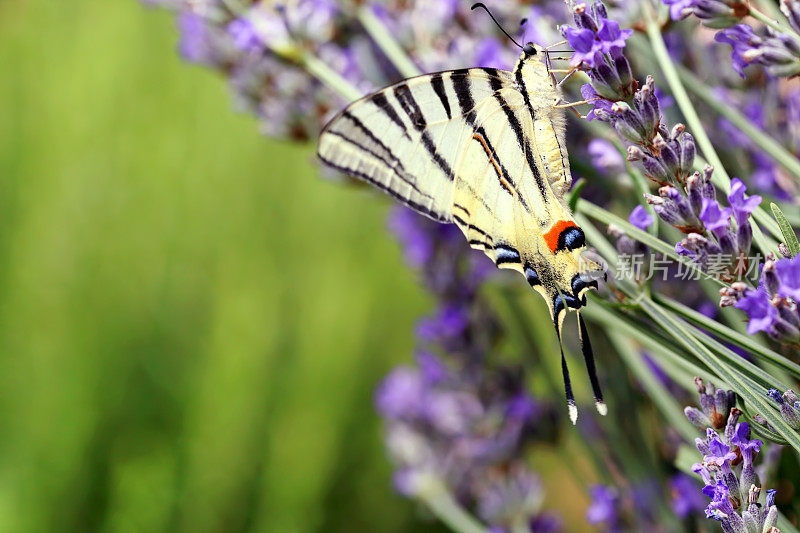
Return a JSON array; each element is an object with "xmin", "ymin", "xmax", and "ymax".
[{"xmin": 522, "ymin": 42, "xmax": 543, "ymax": 59}]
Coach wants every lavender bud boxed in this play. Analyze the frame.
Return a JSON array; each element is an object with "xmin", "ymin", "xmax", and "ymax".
[
  {"xmin": 627, "ymin": 146, "xmax": 645, "ymax": 161},
  {"xmin": 660, "ymin": 140, "xmax": 681, "ymax": 177},
  {"xmin": 736, "ymin": 221, "xmax": 753, "ymax": 254},
  {"xmin": 724, "ymin": 407, "xmax": 742, "ymax": 442},
  {"xmin": 767, "ymin": 488, "xmax": 777, "ymax": 508},
  {"xmin": 779, "ymin": 242, "xmax": 792, "ymax": 257},
  {"xmin": 613, "ymin": 55, "xmax": 633, "ymax": 93},
  {"xmin": 695, "ymin": 436, "xmax": 711, "ymax": 455},
  {"xmin": 784, "ymin": 390, "xmax": 799, "ymax": 404},
  {"xmin": 686, "ymin": 172, "xmax": 705, "ymax": 215},
  {"xmin": 679, "ymin": 132, "xmax": 696, "ymax": 176},
  {"xmin": 741, "ymin": 510, "xmax": 759, "ymax": 533},
  {"xmin": 763, "ymin": 503, "xmax": 778, "ymax": 531},
  {"xmin": 670, "ymin": 123, "xmax": 685, "ymax": 139},
  {"xmin": 762, "ymin": 260, "xmax": 781, "ymax": 295},
  {"xmin": 642, "ymin": 155, "xmax": 672, "ymax": 182},
  {"xmin": 694, "ymin": 0, "xmax": 741, "ymax": 29},
  {"xmin": 739, "ymin": 466, "xmax": 756, "ymax": 503},
  {"xmin": 781, "ymin": 0, "xmax": 800, "ymax": 33},
  {"xmin": 768, "ymin": 388, "xmax": 800, "ymax": 428},
  {"xmin": 685, "ymin": 406, "xmax": 712, "ymax": 428}
]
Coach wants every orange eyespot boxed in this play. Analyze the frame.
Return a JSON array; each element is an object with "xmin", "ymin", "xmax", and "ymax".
[{"xmin": 543, "ymin": 220, "xmax": 581, "ymax": 253}]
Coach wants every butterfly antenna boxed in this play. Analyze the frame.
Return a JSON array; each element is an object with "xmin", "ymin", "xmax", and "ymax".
[
  {"xmin": 471, "ymin": 3, "xmax": 523, "ymax": 49},
  {"xmin": 578, "ymin": 312, "xmax": 607, "ymax": 416},
  {"xmin": 554, "ymin": 320, "xmax": 578, "ymax": 425}
]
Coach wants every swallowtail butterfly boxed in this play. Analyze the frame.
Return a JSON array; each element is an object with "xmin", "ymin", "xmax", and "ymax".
[{"xmin": 317, "ymin": 6, "xmax": 606, "ymax": 424}]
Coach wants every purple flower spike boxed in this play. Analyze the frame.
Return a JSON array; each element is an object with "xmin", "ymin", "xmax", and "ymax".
[
  {"xmin": 375, "ymin": 367, "xmax": 425, "ymax": 419},
  {"xmin": 727, "ymin": 178, "xmax": 762, "ymax": 224},
  {"xmin": 628, "ymin": 205, "xmax": 654, "ymax": 231},
  {"xmin": 734, "ymin": 287, "xmax": 778, "ymax": 334},
  {"xmin": 586, "ymin": 485, "xmax": 619, "ymax": 527},
  {"xmin": 699, "ymin": 197, "xmax": 732, "ymax": 233}
]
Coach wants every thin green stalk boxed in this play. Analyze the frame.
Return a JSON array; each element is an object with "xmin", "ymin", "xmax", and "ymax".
[
  {"xmin": 357, "ymin": 6, "xmax": 422, "ymax": 78},
  {"xmin": 422, "ymin": 487, "xmax": 487, "ymax": 533},
  {"xmin": 606, "ymin": 330, "xmax": 698, "ymax": 441},
  {"xmin": 674, "ymin": 63, "xmax": 800, "ymax": 182},
  {"xmin": 302, "ymin": 53, "xmax": 363, "ymax": 101},
  {"xmin": 749, "ymin": 5, "xmax": 800, "ymax": 43},
  {"xmin": 654, "ymin": 294, "xmax": 800, "ymax": 381},
  {"xmin": 643, "ymin": 2, "xmax": 778, "ymax": 255}
]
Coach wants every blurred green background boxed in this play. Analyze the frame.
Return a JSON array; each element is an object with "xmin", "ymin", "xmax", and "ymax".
[{"xmin": 0, "ymin": 1, "xmax": 450, "ymax": 531}]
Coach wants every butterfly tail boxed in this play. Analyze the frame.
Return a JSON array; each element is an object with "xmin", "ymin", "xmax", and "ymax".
[
  {"xmin": 578, "ymin": 312, "xmax": 607, "ymax": 416},
  {"xmin": 554, "ymin": 323, "xmax": 578, "ymax": 425}
]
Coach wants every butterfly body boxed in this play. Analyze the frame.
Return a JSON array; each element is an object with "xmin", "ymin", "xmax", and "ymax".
[{"xmin": 318, "ymin": 43, "xmax": 606, "ymax": 422}]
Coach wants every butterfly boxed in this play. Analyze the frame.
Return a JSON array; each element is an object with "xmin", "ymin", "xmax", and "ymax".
[{"xmin": 317, "ymin": 6, "xmax": 606, "ymax": 424}]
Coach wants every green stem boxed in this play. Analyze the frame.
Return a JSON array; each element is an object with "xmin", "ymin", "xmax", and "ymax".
[
  {"xmin": 357, "ymin": 6, "xmax": 422, "ymax": 78},
  {"xmin": 674, "ymin": 63, "xmax": 800, "ymax": 183},
  {"xmin": 749, "ymin": 5, "xmax": 800, "ymax": 43},
  {"xmin": 422, "ymin": 488, "xmax": 487, "ymax": 533},
  {"xmin": 301, "ymin": 53, "xmax": 363, "ymax": 101},
  {"xmin": 642, "ymin": 3, "xmax": 778, "ymax": 255},
  {"xmin": 583, "ymin": 302, "xmax": 723, "ymax": 390}
]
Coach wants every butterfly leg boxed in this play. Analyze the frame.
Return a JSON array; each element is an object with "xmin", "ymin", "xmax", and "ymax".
[
  {"xmin": 578, "ymin": 312, "xmax": 607, "ymax": 416},
  {"xmin": 544, "ymin": 39, "xmax": 569, "ymax": 50},
  {"xmin": 552, "ymin": 97, "xmax": 585, "ymax": 119}
]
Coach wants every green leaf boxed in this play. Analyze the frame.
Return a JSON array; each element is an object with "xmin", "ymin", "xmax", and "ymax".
[
  {"xmin": 606, "ymin": 330, "xmax": 698, "ymax": 441},
  {"xmin": 638, "ymin": 297, "xmax": 800, "ymax": 454},
  {"xmin": 568, "ymin": 178, "xmax": 586, "ymax": 212},
  {"xmin": 654, "ymin": 294, "xmax": 800, "ymax": 382},
  {"xmin": 771, "ymin": 202, "xmax": 800, "ymax": 256}
]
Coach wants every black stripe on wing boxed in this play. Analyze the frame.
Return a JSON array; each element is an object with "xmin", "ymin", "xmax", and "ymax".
[
  {"xmin": 393, "ymin": 83, "xmax": 456, "ymax": 181},
  {"xmin": 318, "ymin": 156, "xmax": 448, "ymax": 222},
  {"xmin": 430, "ymin": 73, "xmax": 452, "ymax": 120},
  {"xmin": 328, "ymin": 113, "xmax": 434, "ymax": 201},
  {"xmin": 490, "ymin": 68, "xmax": 549, "ymax": 202},
  {"xmin": 370, "ymin": 92, "xmax": 411, "ymax": 140},
  {"xmin": 494, "ymin": 244, "xmax": 522, "ymax": 265}
]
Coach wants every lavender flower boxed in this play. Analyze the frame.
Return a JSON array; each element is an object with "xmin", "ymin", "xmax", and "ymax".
[
  {"xmin": 585, "ymin": 485, "xmax": 620, "ymax": 531},
  {"xmin": 686, "ymin": 380, "xmax": 782, "ymax": 532},
  {"xmin": 664, "ymin": 0, "xmax": 749, "ymax": 28},
  {"xmin": 670, "ymin": 473, "xmax": 706, "ymax": 518},
  {"xmin": 716, "ymin": 23, "xmax": 800, "ymax": 78},
  {"xmin": 725, "ymin": 253, "xmax": 800, "ymax": 345},
  {"xmin": 766, "ymin": 389, "xmax": 800, "ymax": 429}
]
